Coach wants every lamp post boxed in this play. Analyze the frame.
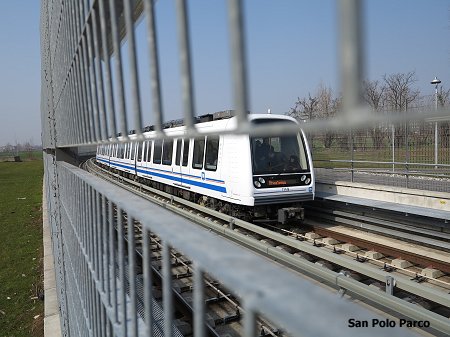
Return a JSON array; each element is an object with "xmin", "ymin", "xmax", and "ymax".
[{"xmin": 431, "ymin": 77, "xmax": 441, "ymax": 168}]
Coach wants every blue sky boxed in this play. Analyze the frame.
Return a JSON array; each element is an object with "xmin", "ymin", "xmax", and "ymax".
[{"xmin": 0, "ymin": 1, "xmax": 449, "ymax": 145}]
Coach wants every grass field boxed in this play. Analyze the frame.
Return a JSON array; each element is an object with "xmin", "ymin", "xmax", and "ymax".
[
  {"xmin": 0, "ymin": 151, "xmax": 42, "ymax": 162},
  {"xmin": 0, "ymin": 160, "xmax": 44, "ymax": 337}
]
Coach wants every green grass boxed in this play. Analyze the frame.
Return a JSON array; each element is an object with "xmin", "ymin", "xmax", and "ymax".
[
  {"xmin": 0, "ymin": 160, "xmax": 44, "ymax": 337},
  {"xmin": 0, "ymin": 151, "xmax": 42, "ymax": 162},
  {"xmin": 312, "ymin": 142, "xmax": 450, "ymax": 169}
]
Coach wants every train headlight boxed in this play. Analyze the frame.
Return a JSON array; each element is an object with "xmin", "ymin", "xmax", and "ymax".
[
  {"xmin": 258, "ymin": 177, "xmax": 265, "ymax": 184},
  {"xmin": 305, "ymin": 178, "xmax": 311, "ymax": 185},
  {"xmin": 254, "ymin": 180, "xmax": 261, "ymax": 188},
  {"xmin": 301, "ymin": 175, "xmax": 306, "ymax": 181}
]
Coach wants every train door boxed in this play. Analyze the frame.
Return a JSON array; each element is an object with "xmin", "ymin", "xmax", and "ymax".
[
  {"xmin": 204, "ymin": 136, "xmax": 221, "ymax": 190},
  {"xmin": 135, "ymin": 141, "xmax": 143, "ymax": 176},
  {"xmin": 176, "ymin": 138, "xmax": 190, "ymax": 187},
  {"xmin": 174, "ymin": 139, "xmax": 182, "ymax": 186},
  {"xmin": 130, "ymin": 142, "xmax": 137, "ymax": 176}
]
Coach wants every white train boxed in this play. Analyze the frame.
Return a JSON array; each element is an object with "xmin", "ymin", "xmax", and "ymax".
[{"xmin": 96, "ymin": 112, "xmax": 314, "ymax": 223}]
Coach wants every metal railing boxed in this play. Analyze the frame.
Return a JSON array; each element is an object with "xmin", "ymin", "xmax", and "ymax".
[
  {"xmin": 312, "ymin": 120, "xmax": 450, "ymax": 192},
  {"xmin": 40, "ymin": 0, "xmax": 449, "ymax": 336}
]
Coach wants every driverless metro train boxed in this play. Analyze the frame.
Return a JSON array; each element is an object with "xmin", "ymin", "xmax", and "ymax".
[{"xmin": 96, "ymin": 112, "xmax": 315, "ymax": 223}]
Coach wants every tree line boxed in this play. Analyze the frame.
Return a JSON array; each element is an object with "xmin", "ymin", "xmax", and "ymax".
[{"xmin": 289, "ymin": 71, "xmax": 450, "ymax": 150}]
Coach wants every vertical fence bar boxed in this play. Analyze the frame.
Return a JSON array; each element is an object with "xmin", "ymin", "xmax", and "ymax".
[
  {"xmin": 123, "ymin": 0, "xmax": 143, "ymax": 136},
  {"xmin": 108, "ymin": 201, "xmax": 118, "ymax": 323},
  {"xmin": 101, "ymin": 196, "xmax": 107, "ymax": 294},
  {"xmin": 75, "ymin": 54, "xmax": 89, "ymax": 143},
  {"xmin": 86, "ymin": 20, "xmax": 101, "ymax": 142},
  {"xmin": 91, "ymin": 6, "xmax": 108, "ymax": 140},
  {"xmin": 435, "ymin": 121, "xmax": 438, "ymax": 168},
  {"xmin": 350, "ymin": 129, "xmax": 354, "ymax": 182},
  {"xmin": 244, "ymin": 303, "xmax": 257, "ymax": 337},
  {"xmin": 144, "ymin": 0, "xmax": 164, "ymax": 132},
  {"xmin": 162, "ymin": 241, "xmax": 173, "ymax": 337},
  {"xmin": 405, "ymin": 120, "xmax": 410, "ymax": 188},
  {"xmin": 227, "ymin": 0, "xmax": 249, "ymax": 127},
  {"xmin": 193, "ymin": 264, "xmax": 205, "ymax": 337},
  {"xmin": 109, "ymin": 0, "xmax": 129, "ymax": 139},
  {"xmin": 127, "ymin": 216, "xmax": 138, "ymax": 336},
  {"xmin": 392, "ymin": 124, "xmax": 395, "ymax": 172},
  {"xmin": 339, "ymin": 0, "xmax": 364, "ymax": 118},
  {"xmin": 175, "ymin": 0, "xmax": 195, "ymax": 130},
  {"xmin": 98, "ymin": 0, "xmax": 117, "ymax": 139},
  {"xmin": 143, "ymin": 228, "xmax": 154, "ymax": 334},
  {"xmin": 117, "ymin": 208, "xmax": 127, "ymax": 336},
  {"xmin": 81, "ymin": 34, "xmax": 95, "ymax": 142},
  {"xmin": 95, "ymin": 191, "xmax": 101, "ymax": 282}
]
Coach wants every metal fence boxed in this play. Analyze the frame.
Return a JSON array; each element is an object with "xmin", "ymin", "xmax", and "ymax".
[
  {"xmin": 312, "ymin": 120, "xmax": 450, "ymax": 192},
  {"xmin": 40, "ymin": 0, "xmax": 450, "ymax": 336}
]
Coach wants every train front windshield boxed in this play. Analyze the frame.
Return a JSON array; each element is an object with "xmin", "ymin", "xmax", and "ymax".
[{"xmin": 250, "ymin": 120, "xmax": 309, "ymax": 175}]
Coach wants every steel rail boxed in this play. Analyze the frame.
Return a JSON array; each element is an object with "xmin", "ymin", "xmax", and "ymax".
[
  {"xmin": 306, "ymin": 207, "xmax": 450, "ymax": 251},
  {"xmin": 309, "ymin": 223, "xmax": 450, "ymax": 276}
]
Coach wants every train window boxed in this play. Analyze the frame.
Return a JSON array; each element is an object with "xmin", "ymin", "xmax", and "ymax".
[
  {"xmin": 250, "ymin": 119, "xmax": 309, "ymax": 174},
  {"xmin": 205, "ymin": 136, "xmax": 219, "ymax": 171},
  {"xmin": 192, "ymin": 137, "xmax": 205, "ymax": 169},
  {"xmin": 175, "ymin": 139, "xmax": 181, "ymax": 165},
  {"xmin": 182, "ymin": 139, "xmax": 189, "ymax": 166},
  {"xmin": 153, "ymin": 139, "xmax": 162, "ymax": 164},
  {"xmin": 137, "ymin": 142, "xmax": 143, "ymax": 162},
  {"xmin": 131, "ymin": 143, "xmax": 136, "ymax": 160},
  {"xmin": 142, "ymin": 142, "xmax": 146, "ymax": 161},
  {"xmin": 145, "ymin": 140, "xmax": 152, "ymax": 162},
  {"xmin": 162, "ymin": 140, "xmax": 173, "ymax": 165},
  {"xmin": 124, "ymin": 143, "xmax": 128, "ymax": 159}
]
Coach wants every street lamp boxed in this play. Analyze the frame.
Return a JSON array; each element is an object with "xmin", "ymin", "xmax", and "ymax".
[{"xmin": 430, "ymin": 76, "xmax": 441, "ymax": 168}]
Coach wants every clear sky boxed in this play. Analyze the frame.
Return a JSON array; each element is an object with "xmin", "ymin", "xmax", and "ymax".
[{"xmin": 0, "ymin": 1, "xmax": 449, "ymax": 146}]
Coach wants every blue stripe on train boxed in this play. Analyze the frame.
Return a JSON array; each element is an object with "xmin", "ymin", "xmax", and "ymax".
[{"xmin": 97, "ymin": 157, "xmax": 227, "ymax": 193}]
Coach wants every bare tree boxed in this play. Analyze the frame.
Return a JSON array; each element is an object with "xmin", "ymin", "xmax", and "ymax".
[
  {"xmin": 437, "ymin": 86, "xmax": 450, "ymax": 106},
  {"xmin": 383, "ymin": 72, "xmax": 420, "ymax": 148},
  {"xmin": 383, "ymin": 71, "xmax": 420, "ymax": 111},
  {"xmin": 315, "ymin": 84, "xmax": 340, "ymax": 148},
  {"xmin": 363, "ymin": 80, "xmax": 386, "ymax": 149},
  {"xmin": 289, "ymin": 94, "xmax": 318, "ymax": 122}
]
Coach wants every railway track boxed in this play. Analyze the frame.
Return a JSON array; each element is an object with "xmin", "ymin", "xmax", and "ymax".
[
  {"xmin": 84, "ymin": 158, "xmax": 450, "ymax": 336},
  {"xmin": 88, "ymin": 161, "xmax": 280, "ymax": 337}
]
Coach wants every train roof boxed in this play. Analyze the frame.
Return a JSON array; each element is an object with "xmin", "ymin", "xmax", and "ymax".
[{"xmin": 116, "ymin": 110, "xmax": 297, "ymax": 137}]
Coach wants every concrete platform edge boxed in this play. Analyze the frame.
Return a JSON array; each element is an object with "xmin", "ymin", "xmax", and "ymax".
[{"xmin": 316, "ymin": 181, "xmax": 450, "ymax": 213}]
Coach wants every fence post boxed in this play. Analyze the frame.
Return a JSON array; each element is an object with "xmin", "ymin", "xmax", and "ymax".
[
  {"xmin": 391, "ymin": 124, "xmax": 395, "ymax": 172},
  {"xmin": 435, "ymin": 121, "xmax": 438, "ymax": 169},
  {"xmin": 405, "ymin": 121, "xmax": 409, "ymax": 189},
  {"xmin": 350, "ymin": 129, "xmax": 354, "ymax": 182}
]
